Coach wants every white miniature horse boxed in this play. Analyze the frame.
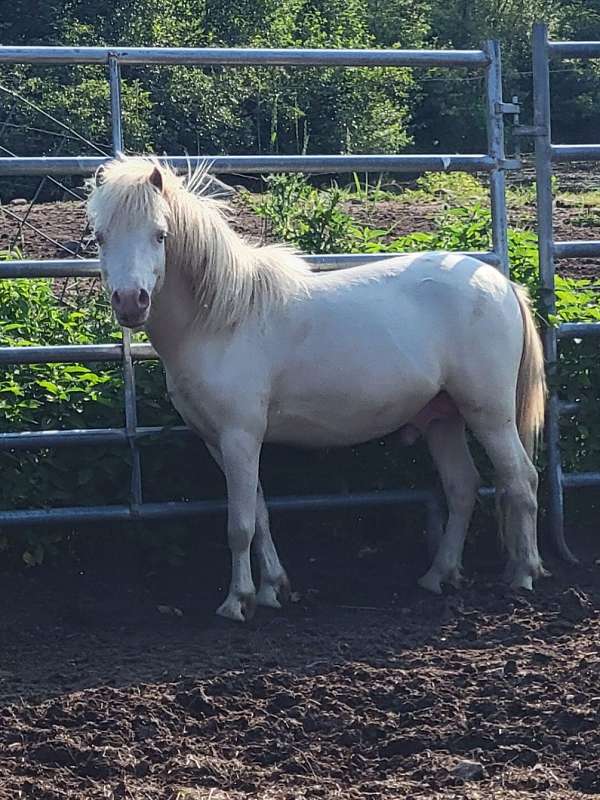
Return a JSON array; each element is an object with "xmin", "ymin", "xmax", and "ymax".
[{"xmin": 87, "ymin": 157, "xmax": 547, "ymax": 622}]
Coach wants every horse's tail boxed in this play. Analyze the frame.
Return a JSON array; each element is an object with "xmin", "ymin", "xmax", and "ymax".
[{"xmin": 511, "ymin": 282, "xmax": 546, "ymax": 460}]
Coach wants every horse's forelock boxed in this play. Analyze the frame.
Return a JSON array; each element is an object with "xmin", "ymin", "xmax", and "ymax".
[{"xmin": 88, "ymin": 158, "xmax": 172, "ymax": 230}]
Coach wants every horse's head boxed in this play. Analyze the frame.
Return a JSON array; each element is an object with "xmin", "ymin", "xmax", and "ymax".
[{"xmin": 87, "ymin": 158, "xmax": 170, "ymax": 328}]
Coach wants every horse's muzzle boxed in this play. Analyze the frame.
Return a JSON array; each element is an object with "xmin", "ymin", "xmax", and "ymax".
[{"xmin": 111, "ymin": 288, "xmax": 150, "ymax": 328}]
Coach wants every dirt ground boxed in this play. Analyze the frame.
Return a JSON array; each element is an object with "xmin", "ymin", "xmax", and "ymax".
[
  {"xmin": 1, "ymin": 522, "xmax": 600, "ymax": 800},
  {"xmin": 2, "ymin": 195, "xmax": 600, "ymax": 281}
]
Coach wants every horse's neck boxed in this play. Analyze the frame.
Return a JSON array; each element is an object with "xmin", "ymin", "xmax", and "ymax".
[{"xmin": 145, "ymin": 262, "xmax": 199, "ymax": 361}]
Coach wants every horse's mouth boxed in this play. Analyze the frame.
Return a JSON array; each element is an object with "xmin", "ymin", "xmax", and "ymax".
[{"xmin": 116, "ymin": 313, "xmax": 149, "ymax": 330}]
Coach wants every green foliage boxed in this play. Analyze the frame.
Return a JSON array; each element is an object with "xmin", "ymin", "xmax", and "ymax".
[
  {"xmin": 0, "ymin": 247, "xmax": 21, "ymax": 261},
  {"xmin": 416, "ymin": 0, "xmax": 600, "ymax": 151},
  {"xmin": 246, "ymin": 174, "xmax": 369, "ymax": 253},
  {"xmin": 0, "ymin": 275, "xmax": 194, "ymax": 565},
  {"xmin": 395, "ymin": 172, "xmax": 489, "ymax": 208},
  {"xmin": 0, "ymin": 0, "xmax": 425, "ymax": 201},
  {"xmin": 0, "ymin": 280, "xmax": 123, "ymax": 487},
  {"xmin": 2, "ymin": 0, "xmax": 600, "ymax": 196}
]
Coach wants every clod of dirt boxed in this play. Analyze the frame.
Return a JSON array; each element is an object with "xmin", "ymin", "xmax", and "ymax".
[
  {"xmin": 379, "ymin": 736, "xmax": 427, "ymax": 757},
  {"xmin": 531, "ymin": 649, "xmax": 553, "ymax": 664},
  {"xmin": 175, "ymin": 684, "xmax": 222, "ymax": 717},
  {"xmin": 451, "ymin": 759, "xmax": 485, "ymax": 781},
  {"xmin": 504, "ymin": 658, "xmax": 519, "ymax": 676},
  {"xmin": 267, "ymin": 690, "xmax": 299, "ymax": 712},
  {"xmin": 560, "ymin": 587, "xmax": 594, "ymax": 623},
  {"xmin": 573, "ymin": 767, "xmax": 600, "ymax": 793}
]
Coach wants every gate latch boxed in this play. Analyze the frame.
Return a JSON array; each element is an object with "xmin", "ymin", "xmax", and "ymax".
[{"xmin": 495, "ymin": 101, "xmax": 520, "ymax": 115}]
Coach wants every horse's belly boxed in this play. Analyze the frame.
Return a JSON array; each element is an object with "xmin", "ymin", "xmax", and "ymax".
[
  {"xmin": 265, "ymin": 390, "xmax": 424, "ymax": 447},
  {"xmin": 265, "ymin": 411, "xmax": 404, "ymax": 447},
  {"xmin": 265, "ymin": 386, "xmax": 460, "ymax": 448}
]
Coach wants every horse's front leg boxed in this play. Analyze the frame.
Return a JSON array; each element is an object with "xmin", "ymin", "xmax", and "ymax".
[
  {"xmin": 206, "ymin": 443, "xmax": 290, "ymax": 611},
  {"xmin": 216, "ymin": 429, "xmax": 262, "ymax": 622}
]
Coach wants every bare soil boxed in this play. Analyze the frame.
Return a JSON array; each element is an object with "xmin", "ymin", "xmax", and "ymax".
[
  {"xmin": 2, "ymin": 196, "xmax": 600, "ymax": 280},
  {"xmin": 1, "ymin": 524, "xmax": 600, "ymax": 800}
]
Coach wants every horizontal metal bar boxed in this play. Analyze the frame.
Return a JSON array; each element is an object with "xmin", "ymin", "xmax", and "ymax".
[
  {"xmin": 553, "ymin": 241, "xmax": 600, "ymax": 259},
  {"xmin": 0, "ymin": 251, "xmax": 502, "ymax": 279},
  {"xmin": 0, "ymin": 156, "xmax": 107, "ymax": 177},
  {"xmin": 1, "ymin": 469, "xmax": 594, "ymax": 529},
  {"xmin": 0, "ymin": 425, "xmax": 191, "ymax": 450},
  {"xmin": 0, "ymin": 259, "xmax": 100, "ymax": 278},
  {"xmin": 0, "ymin": 46, "xmax": 489, "ymax": 68},
  {"xmin": 0, "ymin": 154, "xmax": 500, "ymax": 178},
  {"xmin": 557, "ymin": 322, "xmax": 600, "ymax": 339},
  {"xmin": 513, "ymin": 125, "xmax": 546, "ymax": 137},
  {"xmin": 0, "ymin": 343, "xmax": 157, "ymax": 364},
  {"xmin": 550, "ymin": 42, "xmax": 600, "ymax": 60},
  {"xmin": 560, "ymin": 401, "xmax": 583, "ymax": 416},
  {"xmin": 0, "ymin": 489, "xmax": 435, "ymax": 528},
  {"xmin": 552, "ymin": 145, "xmax": 600, "ymax": 162},
  {"xmin": 562, "ymin": 472, "xmax": 600, "ymax": 489}
]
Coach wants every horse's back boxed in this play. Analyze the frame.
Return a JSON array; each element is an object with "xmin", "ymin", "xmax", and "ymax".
[
  {"xmin": 294, "ymin": 251, "xmax": 516, "ymax": 352},
  {"xmin": 317, "ymin": 251, "xmax": 507, "ymax": 296}
]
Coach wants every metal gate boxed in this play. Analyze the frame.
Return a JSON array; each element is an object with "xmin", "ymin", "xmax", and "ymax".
[
  {"xmin": 530, "ymin": 23, "xmax": 600, "ymax": 562},
  {"xmin": 0, "ymin": 40, "xmax": 522, "ymax": 532}
]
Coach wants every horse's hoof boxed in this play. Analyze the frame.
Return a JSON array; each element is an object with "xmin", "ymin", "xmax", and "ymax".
[
  {"xmin": 216, "ymin": 592, "xmax": 257, "ymax": 622},
  {"xmin": 510, "ymin": 574, "xmax": 534, "ymax": 592},
  {"xmin": 256, "ymin": 573, "xmax": 291, "ymax": 609},
  {"xmin": 418, "ymin": 571, "xmax": 443, "ymax": 595},
  {"xmin": 448, "ymin": 568, "xmax": 462, "ymax": 590}
]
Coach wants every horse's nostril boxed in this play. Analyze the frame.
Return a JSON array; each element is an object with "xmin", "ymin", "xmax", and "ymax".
[
  {"xmin": 112, "ymin": 290, "xmax": 121, "ymax": 308},
  {"xmin": 138, "ymin": 288, "xmax": 150, "ymax": 309}
]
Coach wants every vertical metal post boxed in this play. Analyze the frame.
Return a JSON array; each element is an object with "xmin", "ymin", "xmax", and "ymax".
[
  {"xmin": 109, "ymin": 55, "xmax": 142, "ymax": 508},
  {"xmin": 484, "ymin": 39, "xmax": 510, "ymax": 277},
  {"xmin": 512, "ymin": 95, "xmax": 521, "ymax": 164},
  {"xmin": 532, "ymin": 23, "xmax": 576, "ymax": 563},
  {"xmin": 109, "ymin": 56, "xmax": 124, "ymax": 155}
]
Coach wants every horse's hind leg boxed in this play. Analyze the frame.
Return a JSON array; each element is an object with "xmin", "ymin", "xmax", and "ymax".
[
  {"xmin": 419, "ymin": 416, "xmax": 481, "ymax": 594},
  {"xmin": 464, "ymin": 416, "xmax": 543, "ymax": 590},
  {"xmin": 254, "ymin": 483, "xmax": 291, "ymax": 608}
]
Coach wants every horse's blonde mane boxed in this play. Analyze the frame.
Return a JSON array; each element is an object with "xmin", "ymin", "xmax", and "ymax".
[{"xmin": 87, "ymin": 157, "xmax": 313, "ymax": 331}]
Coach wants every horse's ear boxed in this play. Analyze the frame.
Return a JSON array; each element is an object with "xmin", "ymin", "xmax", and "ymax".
[
  {"xmin": 149, "ymin": 166, "xmax": 163, "ymax": 193},
  {"xmin": 95, "ymin": 165, "xmax": 106, "ymax": 187}
]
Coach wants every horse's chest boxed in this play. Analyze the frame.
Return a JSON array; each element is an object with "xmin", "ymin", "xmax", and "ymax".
[{"xmin": 165, "ymin": 370, "xmax": 223, "ymax": 443}]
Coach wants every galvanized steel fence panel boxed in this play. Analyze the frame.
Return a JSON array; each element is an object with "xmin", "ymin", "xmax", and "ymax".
[{"xmin": 532, "ymin": 23, "xmax": 600, "ymax": 562}]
